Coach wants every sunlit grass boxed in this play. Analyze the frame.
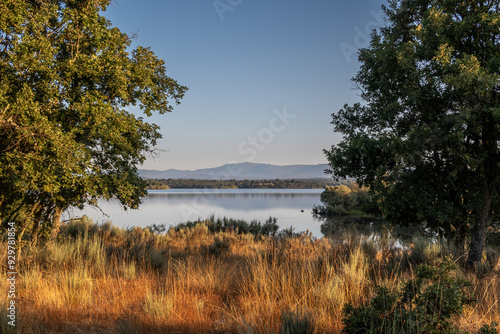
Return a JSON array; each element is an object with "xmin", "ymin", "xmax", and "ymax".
[
  {"xmin": 144, "ymin": 288, "xmax": 174, "ymax": 319},
  {"xmin": 0, "ymin": 216, "xmax": 498, "ymax": 333}
]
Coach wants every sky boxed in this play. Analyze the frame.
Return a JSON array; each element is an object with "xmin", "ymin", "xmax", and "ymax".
[{"xmin": 103, "ymin": 0, "xmax": 387, "ymax": 170}]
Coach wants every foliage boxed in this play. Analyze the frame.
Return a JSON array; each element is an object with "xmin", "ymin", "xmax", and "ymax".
[
  {"xmin": 325, "ymin": 0, "xmax": 500, "ymax": 269},
  {"xmin": 171, "ymin": 215, "xmax": 280, "ymax": 237},
  {"xmin": 262, "ymin": 217, "xmax": 280, "ymax": 236},
  {"xmin": 0, "ymin": 0, "xmax": 187, "ymax": 241},
  {"xmin": 145, "ymin": 223, "xmax": 167, "ymax": 235},
  {"xmin": 147, "ymin": 178, "xmax": 338, "ymax": 189},
  {"xmin": 207, "ymin": 236, "xmax": 231, "ymax": 256},
  {"xmin": 317, "ymin": 183, "xmax": 373, "ymax": 216},
  {"xmin": 342, "ymin": 257, "xmax": 493, "ymax": 334}
]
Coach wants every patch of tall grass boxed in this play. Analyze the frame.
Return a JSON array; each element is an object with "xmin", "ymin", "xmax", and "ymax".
[
  {"xmin": 143, "ymin": 288, "xmax": 174, "ymax": 319},
  {"xmin": 0, "ymin": 216, "xmax": 498, "ymax": 333}
]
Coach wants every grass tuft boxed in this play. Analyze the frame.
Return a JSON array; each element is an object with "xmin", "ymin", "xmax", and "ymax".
[{"xmin": 143, "ymin": 288, "xmax": 174, "ymax": 319}]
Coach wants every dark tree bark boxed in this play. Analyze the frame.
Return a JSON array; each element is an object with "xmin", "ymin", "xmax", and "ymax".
[
  {"xmin": 50, "ymin": 205, "xmax": 63, "ymax": 242},
  {"xmin": 466, "ymin": 189, "xmax": 493, "ymax": 271}
]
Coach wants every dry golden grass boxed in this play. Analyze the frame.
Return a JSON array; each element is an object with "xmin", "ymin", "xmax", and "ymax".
[{"xmin": 1, "ymin": 217, "xmax": 499, "ymax": 333}]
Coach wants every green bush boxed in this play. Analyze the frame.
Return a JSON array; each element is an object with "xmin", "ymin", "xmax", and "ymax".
[
  {"xmin": 341, "ymin": 257, "xmax": 494, "ymax": 334},
  {"xmin": 171, "ymin": 216, "xmax": 280, "ymax": 237},
  {"xmin": 262, "ymin": 217, "xmax": 279, "ymax": 236},
  {"xmin": 318, "ymin": 184, "xmax": 373, "ymax": 217},
  {"xmin": 207, "ymin": 237, "xmax": 231, "ymax": 257},
  {"xmin": 145, "ymin": 224, "xmax": 167, "ymax": 235}
]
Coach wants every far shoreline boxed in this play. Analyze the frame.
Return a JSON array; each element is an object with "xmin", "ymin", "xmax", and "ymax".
[{"xmin": 146, "ymin": 178, "xmax": 343, "ymax": 190}]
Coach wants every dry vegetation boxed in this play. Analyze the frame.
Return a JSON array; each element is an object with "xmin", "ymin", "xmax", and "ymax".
[{"xmin": 0, "ymin": 217, "xmax": 499, "ymax": 333}]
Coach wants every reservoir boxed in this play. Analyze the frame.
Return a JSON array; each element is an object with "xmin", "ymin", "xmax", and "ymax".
[{"xmin": 65, "ymin": 189, "xmax": 326, "ymax": 237}]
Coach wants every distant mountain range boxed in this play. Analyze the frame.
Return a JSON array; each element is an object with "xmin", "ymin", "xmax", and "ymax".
[{"xmin": 138, "ymin": 162, "xmax": 330, "ymax": 180}]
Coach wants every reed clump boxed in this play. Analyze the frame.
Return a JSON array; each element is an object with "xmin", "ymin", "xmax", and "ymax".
[{"xmin": 0, "ymin": 216, "xmax": 498, "ymax": 333}]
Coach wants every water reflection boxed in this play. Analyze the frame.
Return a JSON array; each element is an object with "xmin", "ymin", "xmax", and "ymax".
[
  {"xmin": 66, "ymin": 189, "xmax": 326, "ymax": 237},
  {"xmin": 316, "ymin": 215, "xmax": 385, "ymax": 238},
  {"xmin": 316, "ymin": 215, "xmax": 425, "ymax": 246},
  {"xmin": 146, "ymin": 189, "xmax": 320, "ymax": 211}
]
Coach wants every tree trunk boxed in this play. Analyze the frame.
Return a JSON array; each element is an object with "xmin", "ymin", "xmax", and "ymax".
[
  {"xmin": 466, "ymin": 190, "xmax": 492, "ymax": 271},
  {"xmin": 17, "ymin": 225, "xmax": 28, "ymax": 262},
  {"xmin": 50, "ymin": 206, "xmax": 63, "ymax": 242},
  {"xmin": 31, "ymin": 206, "xmax": 44, "ymax": 246}
]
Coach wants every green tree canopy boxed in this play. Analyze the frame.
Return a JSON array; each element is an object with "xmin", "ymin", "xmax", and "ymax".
[
  {"xmin": 325, "ymin": 0, "xmax": 499, "ymax": 269},
  {"xmin": 0, "ymin": 0, "xmax": 187, "ymax": 242}
]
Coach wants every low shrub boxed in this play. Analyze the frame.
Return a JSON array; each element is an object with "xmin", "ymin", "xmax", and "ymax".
[
  {"xmin": 207, "ymin": 236, "xmax": 231, "ymax": 256},
  {"xmin": 342, "ymin": 257, "xmax": 496, "ymax": 334},
  {"xmin": 170, "ymin": 216, "xmax": 280, "ymax": 237}
]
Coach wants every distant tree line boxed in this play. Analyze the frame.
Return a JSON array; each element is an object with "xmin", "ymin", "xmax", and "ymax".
[{"xmin": 147, "ymin": 178, "xmax": 341, "ymax": 189}]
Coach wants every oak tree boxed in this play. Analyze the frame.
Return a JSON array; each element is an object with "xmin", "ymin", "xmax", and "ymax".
[
  {"xmin": 0, "ymin": 0, "xmax": 187, "ymax": 242},
  {"xmin": 325, "ymin": 0, "xmax": 499, "ymax": 269}
]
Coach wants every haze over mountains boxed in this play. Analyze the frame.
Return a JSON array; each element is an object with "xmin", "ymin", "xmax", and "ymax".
[{"xmin": 138, "ymin": 163, "xmax": 330, "ymax": 180}]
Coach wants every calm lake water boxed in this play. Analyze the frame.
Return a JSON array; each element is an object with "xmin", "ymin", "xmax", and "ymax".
[{"xmin": 64, "ymin": 189, "xmax": 329, "ymax": 237}]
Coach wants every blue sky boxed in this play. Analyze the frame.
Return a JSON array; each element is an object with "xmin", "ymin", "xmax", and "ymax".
[{"xmin": 104, "ymin": 0, "xmax": 387, "ymax": 170}]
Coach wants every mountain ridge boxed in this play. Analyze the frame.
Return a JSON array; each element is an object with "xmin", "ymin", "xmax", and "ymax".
[{"xmin": 138, "ymin": 162, "xmax": 330, "ymax": 180}]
